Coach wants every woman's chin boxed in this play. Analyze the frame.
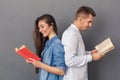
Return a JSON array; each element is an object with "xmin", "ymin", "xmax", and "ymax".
[{"xmin": 43, "ymin": 35, "xmax": 47, "ymax": 37}]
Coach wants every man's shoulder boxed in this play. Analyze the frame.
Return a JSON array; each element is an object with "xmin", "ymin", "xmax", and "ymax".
[{"xmin": 63, "ymin": 26, "xmax": 77, "ymax": 36}]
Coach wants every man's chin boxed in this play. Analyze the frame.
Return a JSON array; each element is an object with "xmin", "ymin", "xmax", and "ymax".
[
  {"xmin": 85, "ymin": 27, "xmax": 90, "ymax": 31},
  {"xmin": 83, "ymin": 28, "xmax": 88, "ymax": 31}
]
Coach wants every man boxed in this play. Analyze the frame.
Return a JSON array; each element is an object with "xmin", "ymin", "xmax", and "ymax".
[{"xmin": 62, "ymin": 6, "xmax": 105, "ymax": 80}]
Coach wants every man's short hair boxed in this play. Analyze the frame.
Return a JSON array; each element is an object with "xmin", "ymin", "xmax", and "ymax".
[{"xmin": 75, "ymin": 6, "xmax": 96, "ymax": 20}]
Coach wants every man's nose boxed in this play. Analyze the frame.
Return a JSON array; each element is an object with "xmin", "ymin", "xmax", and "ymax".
[{"xmin": 89, "ymin": 23, "xmax": 92, "ymax": 27}]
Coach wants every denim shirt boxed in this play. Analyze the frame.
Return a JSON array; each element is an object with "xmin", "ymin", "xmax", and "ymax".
[{"xmin": 38, "ymin": 35, "xmax": 66, "ymax": 80}]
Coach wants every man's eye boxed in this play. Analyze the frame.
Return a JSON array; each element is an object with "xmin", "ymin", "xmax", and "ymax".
[{"xmin": 88, "ymin": 21, "xmax": 92, "ymax": 23}]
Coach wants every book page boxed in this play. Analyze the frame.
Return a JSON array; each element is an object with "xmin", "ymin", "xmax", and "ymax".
[{"xmin": 95, "ymin": 38, "xmax": 115, "ymax": 54}]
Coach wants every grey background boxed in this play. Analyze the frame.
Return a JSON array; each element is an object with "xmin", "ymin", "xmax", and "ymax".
[{"xmin": 0, "ymin": 0, "xmax": 120, "ymax": 80}]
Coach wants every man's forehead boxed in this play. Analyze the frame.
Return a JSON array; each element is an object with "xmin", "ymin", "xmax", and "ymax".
[{"xmin": 88, "ymin": 14, "xmax": 94, "ymax": 20}]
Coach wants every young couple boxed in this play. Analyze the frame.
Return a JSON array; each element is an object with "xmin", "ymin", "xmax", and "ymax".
[{"xmin": 26, "ymin": 6, "xmax": 105, "ymax": 80}]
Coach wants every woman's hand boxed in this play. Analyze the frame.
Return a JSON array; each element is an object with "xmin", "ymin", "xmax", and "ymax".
[
  {"xmin": 26, "ymin": 58, "xmax": 64, "ymax": 75},
  {"xmin": 26, "ymin": 58, "xmax": 41, "ymax": 68}
]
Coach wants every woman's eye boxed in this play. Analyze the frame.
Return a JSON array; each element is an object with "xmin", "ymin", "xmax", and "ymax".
[{"xmin": 41, "ymin": 26, "xmax": 44, "ymax": 28}]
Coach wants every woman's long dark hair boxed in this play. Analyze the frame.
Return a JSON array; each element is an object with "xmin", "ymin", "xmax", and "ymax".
[{"xmin": 33, "ymin": 14, "xmax": 57, "ymax": 73}]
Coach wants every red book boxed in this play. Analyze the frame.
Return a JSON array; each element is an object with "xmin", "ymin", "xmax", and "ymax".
[{"xmin": 15, "ymin": 45, "xmax": 40, "ymax": 61}]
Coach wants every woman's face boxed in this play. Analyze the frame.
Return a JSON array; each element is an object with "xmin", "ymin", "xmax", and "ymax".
[{"xmin": 38, "ymin": 20, "xmax": 53, "ymax": 37}]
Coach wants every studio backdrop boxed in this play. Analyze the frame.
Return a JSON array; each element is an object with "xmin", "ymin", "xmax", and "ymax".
[{"xmin": 0, "ymin": 0, "xmax": 120, "ymax": 80}]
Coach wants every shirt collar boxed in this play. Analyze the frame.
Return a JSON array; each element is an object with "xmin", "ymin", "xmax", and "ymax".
[
  {"xmin": 46, "ymin": 35, "xmax": 58, "ymax": 47},
  {"xmin": 71, "ymin": 24, "xmax": 80, "ymax": 32}
]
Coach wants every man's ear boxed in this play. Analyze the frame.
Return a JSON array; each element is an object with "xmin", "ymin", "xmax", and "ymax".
[
  {"xmin": 78, "ymin": 16, "xmax": 83, "ymax": 24},
  {"xmin": 79, "ymin": 16, "xmax": 82, "ymax": 21}
]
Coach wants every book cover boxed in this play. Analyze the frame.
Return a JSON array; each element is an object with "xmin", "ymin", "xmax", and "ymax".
[
  {"xmin": 95, "ymin": 38, "xmax": 115, "ymax": 54},
  {"xmin": 15, "ymin": 45, "xmax": 40, "ymax": 61}
]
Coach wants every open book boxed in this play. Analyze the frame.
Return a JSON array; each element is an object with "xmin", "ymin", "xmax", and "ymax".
[
  {"xmin": 15, "ymin": 45, "xmax": 40, "ymax": 61},
  {"xmin": 95, "ymin": 38, "xmax": 115, "ymax": 54}
]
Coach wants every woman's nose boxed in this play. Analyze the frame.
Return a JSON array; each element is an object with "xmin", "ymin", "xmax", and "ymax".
[{"xmin": 39, "ymin": 28, "xmax": 42, "ymax": 32}]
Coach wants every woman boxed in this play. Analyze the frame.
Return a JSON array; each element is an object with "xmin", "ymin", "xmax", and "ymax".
[{"xmin": 27, "ymin": 14, "xmax": 66, "ymax": 80}]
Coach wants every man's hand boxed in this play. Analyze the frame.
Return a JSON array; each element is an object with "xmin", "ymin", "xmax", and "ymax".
[
  {"xmin": 91, "ymin": 49, "xmax": 105, "ymax": 61},
  {"xmin": 92, "ymin": 53, "xmax": 105, "ymax": 61},
  {"xmin": 91, "ymin": 49, "xmax": 98, "ymax": 54}
]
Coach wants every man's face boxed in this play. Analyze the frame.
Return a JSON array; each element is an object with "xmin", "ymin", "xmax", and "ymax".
[{"xmin": 80, "ymin": 14, "xmax": 94, "ymax": 31}]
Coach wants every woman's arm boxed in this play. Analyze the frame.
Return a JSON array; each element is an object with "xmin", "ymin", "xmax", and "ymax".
[{"xmin": 26, "ymin": 59, "xmax": 64, "ymax": 76}]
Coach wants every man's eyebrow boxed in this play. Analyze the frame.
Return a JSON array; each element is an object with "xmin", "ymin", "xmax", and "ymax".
[{"xmin": 88, "ymin": 21, "xmax": 93, "ymax": 22}]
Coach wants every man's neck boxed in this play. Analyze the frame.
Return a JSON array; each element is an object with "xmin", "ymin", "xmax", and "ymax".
[{"xmin": 73, "ymin": 21, "xmax": 81, "ymax": 30}]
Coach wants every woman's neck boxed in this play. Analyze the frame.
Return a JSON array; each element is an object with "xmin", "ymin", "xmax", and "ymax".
[{"xmin": 48, "ymin": 32, "xmax": 56, "ymax": 40}]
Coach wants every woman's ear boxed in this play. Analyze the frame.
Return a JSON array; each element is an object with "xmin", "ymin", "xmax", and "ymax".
[
  {"xmin": 50, "ymin": 23, "xmax": 54, "ymax": 28},
  {"xmin": 51, "ymin": 23, "xmax": 54, "ymax": 26}
]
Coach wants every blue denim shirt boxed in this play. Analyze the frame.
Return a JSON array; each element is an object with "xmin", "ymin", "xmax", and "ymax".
[{"xmin": 38, "ymin": 35, "xmax": 66, "ymax": 80}]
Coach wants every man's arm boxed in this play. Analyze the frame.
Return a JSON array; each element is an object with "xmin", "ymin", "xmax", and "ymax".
[{"xmin": 62, "ymin": 32, "xmax": 92, "ymax": 67}]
